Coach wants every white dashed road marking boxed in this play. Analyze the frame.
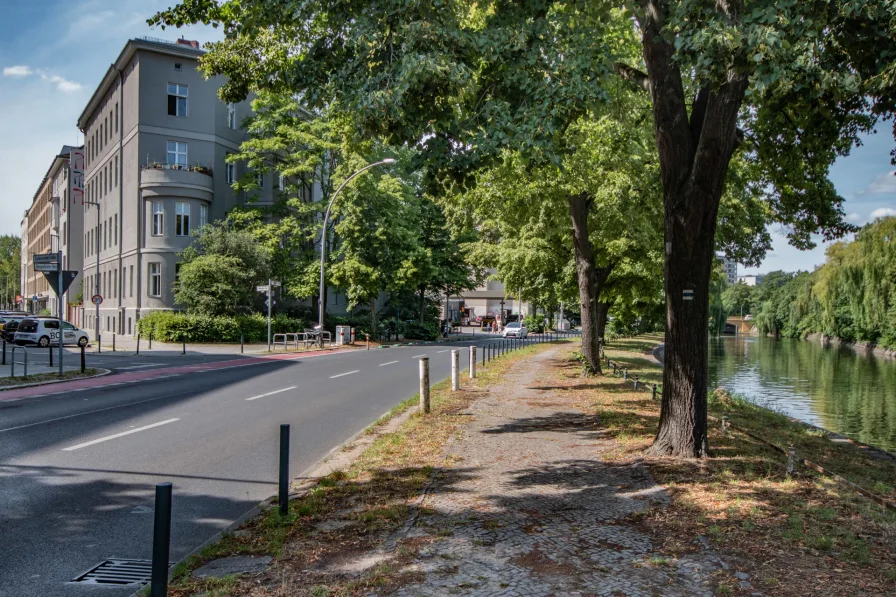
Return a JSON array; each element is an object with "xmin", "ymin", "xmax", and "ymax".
[
  {"xmin": 378, "ymin": 361, "xmax": 399, "ymax": 367},
  {"xmin": 62, "ymin": 418, "xmax": 180, "ymax": 451},
  {"xmin": 329, "ymin": 370, "xmax": 359, "ymax": 379},
  {"xmin": 245, "ymin": 386, "xmax": 298, "ymax": 402}
]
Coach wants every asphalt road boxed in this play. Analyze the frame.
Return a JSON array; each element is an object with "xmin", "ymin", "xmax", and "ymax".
[{"xmin": 0, "ymin": 336, "xmax": 531, "ymax": 597}]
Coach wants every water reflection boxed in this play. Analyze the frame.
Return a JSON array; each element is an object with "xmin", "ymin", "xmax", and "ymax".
[{"xmin": 708, "ymin": 336, "xmax": 896, "ymax": 452}]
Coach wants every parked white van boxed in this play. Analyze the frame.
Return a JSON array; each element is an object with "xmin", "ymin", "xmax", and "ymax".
[{"xmin": 14, "ymin": 318, "xmax": 90, "ymax": 347}]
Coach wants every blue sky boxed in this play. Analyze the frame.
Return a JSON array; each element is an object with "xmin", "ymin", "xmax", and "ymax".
[{"xmin": 2, "ymin": 1, "xmax": 895, "ymax": 274}]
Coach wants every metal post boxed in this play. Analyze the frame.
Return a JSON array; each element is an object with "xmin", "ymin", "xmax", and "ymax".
[
  {"xmin": 469, "ymin": 346, "xmax": 477, "ymax": 379},
  {"xmin": 80, "ymin": 344, "xmax": 86, "ymax": 373},
  {"xmin": 181, "ymin": 335, "xmax": 186, "ymax": 355},
  {"xmin": 366, "ymin": 333, "xmax": 370, "ymax": 350},
  {"xmin": 240, "ymin": 334, "xmax": 244, "ymax": 354},
  {"xmin": 633, "ymin": 377, "xmax": 639, "ymax": 390},
  {"xmin": 136, "ymin": 334, "xmax": 140, "ymax": 355},
  {"xmin": 623, "ymin": 369, "xmax": 628, "ymax": 380},
  {"xmin": 451, "ymin": 349, "xmax": 459, "ymax": 391},
  {"xmin": 151, "ymin": 482, "xmax": 172, "ymax": 597},
  {"xmin": 419, "ymin": 357, "xmax": 430, "ymax": 414},
  {"xmin": 722, "ymin": 415, "xmax": 729, "ymax": 434},
  {"xmin": 2, "ymin": 339, "xmax": 5, "ymax": 365},
  {"xmin": 98, "ymin": 334, "xmax": 101, "ymax": 354},
  {"xmin": 279, "ymin": 424, "xmax": 290, "ymax": 515},
  {"xmin": 652, "ymin": 384, "xmax": 657, "ymax": 400},
  {"xmin": 786, "ymin": 444, "xmax": 796, "ymax": 476},
  {"xmin": 267, "ymin": 278, "xmax": 272, "ymax": 352},
  {"xmin": 149, "ymin": 330, "xmax": 152, "ymax": 349},
  {"xmin": 112, "ymin": 334, "xmax": 116, "ymax": 352}
]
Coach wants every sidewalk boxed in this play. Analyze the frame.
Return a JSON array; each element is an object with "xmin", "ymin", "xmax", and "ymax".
[{"xmin": 168, "ymin": 343, "xmax": 726, "ymax": 597}]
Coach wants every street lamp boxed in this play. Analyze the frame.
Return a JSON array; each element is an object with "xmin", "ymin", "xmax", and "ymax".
[
  {"xmin": 317, "ymin": 158, "xmax": 395, "ymax": 346},
  {"xmin": 85, "ymin": 200, "xmax": 101, "ymax": 345}
]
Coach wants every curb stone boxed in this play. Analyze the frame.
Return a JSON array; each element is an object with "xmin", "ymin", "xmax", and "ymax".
[{"xmin": 0, "ymin": 368, "xmax": 112, "ymax": 392}]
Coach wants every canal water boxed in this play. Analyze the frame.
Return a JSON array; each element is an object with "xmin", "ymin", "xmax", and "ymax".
[{"xmin": 708, "ymin": 336, "xmax": 896, "ymax": 452}]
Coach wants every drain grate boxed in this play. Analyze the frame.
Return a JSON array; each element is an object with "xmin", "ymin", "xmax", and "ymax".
[{"xmin": 71, "ymin": 559, "xmax": 153, "ymax": 586}]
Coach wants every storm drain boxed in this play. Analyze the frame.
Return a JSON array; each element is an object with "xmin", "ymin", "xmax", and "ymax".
[{"xmin": 70, "ymin": 559, "xmax": 153, "ymax": 586}]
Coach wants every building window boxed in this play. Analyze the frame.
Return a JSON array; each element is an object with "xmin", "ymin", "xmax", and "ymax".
[
  {"xmin": 176, "ymin": 202, "xmax": 190, "ymax": 236},
  {"xmin": 227, "ymin": 103, "xmax": 237, "ymax": 129},
  {"xmin": 152, "ymin": 202, "xmax": 164, "ymax": 236},
  {"xmin": 225, "ymin": 161, "xmax": 235, "ymax": 184},
  {"xmin": 129, "ymin": 265, "xmax": 134, "ymax": 297},
  {"xmin": 167, "ymin": 141, "xmax": 187, "ymax": 166},
  {"xmin": 167, "ymin": 83, "xmax": 188, "ymax": 116},
  {"xmin": 114, "ymin": 214, "xmax": 118, "ymax": 245},
  {"xmin": 199, "ymin": 204, "xmax": 208, "ymax": 228},
  {"xmin": 115, "ymin": 103, "xmax": 119, "ymax": 133},
  {"xmin": 114, "ymin": 160, "xmax": 118, "ymax": 187},
  {"xmin": 256, "ymin": 170, "xmax": 263, "ymax": 188},
  {"xmin": 278, "ymin": 174, "xmax": 285, "ymax": 191},
  {"xmin": 174, "ymin": 63, "xmax": 182, "ymax": 72},
  {"xmin": 149, "ymin": 263, "xmax": 161, "ymax": 297}
]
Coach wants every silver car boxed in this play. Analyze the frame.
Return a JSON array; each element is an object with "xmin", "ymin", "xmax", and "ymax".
[{"xmin": 14, "ymin": 318, "xmax": 90, "ymax": 347}]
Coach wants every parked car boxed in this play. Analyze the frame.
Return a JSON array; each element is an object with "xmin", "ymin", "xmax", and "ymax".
[
  {"xmin": 14, "ymin": 318, "xmax": 89, "ymax": 347},
  {"xmin": 0, "ymin": 317, "xmax": 24, "ymax": 342},
  {"xmin": 502, "ymin": 321, "xmax": 528, "ymax": 338}
]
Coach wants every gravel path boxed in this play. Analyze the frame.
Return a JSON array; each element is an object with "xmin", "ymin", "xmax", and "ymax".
[{"xmin": 382, "ymin": 346, "xmax": 724, "ymax": 597}]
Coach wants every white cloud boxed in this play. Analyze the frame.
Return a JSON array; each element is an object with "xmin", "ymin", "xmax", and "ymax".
[
  {"xmin": 37, "ymin": 71, "xmax": 83, "ymax": 93},
  {"xmin": 870, "ymin": 207, "xmax": 896, "ymax": 220},
  {"xmin": 3, "ymin": 65, "xmax": 33, "ymax": 77},
  {"xmin": 858, "ymin": 171, "xmax": 896, "ymax": 196},
  {"xmin": 845, "ymin": 212, "xmax": 863, "ymax": 223}
]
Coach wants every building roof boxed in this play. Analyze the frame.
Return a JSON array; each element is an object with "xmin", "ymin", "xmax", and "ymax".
[
  {"xmin": 26, "ymin": 145, "xmax": 80, "ymax": 217},
  {"xmin": 76, "ymin": 37, "xmax": 205, "ymax": 129}
]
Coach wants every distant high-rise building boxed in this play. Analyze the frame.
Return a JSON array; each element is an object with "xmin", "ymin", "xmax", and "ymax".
[
  {"xmin": 723, "ymin": 257, "xmax": 737, "ymax": 285},
  {"xmin": 737, "ymin": 274, "xmax": 763, "ymax": 287}
]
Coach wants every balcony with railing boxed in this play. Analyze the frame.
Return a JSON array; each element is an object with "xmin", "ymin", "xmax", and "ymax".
[{"xmin": 140, "ymin": 163, "xmax": 213, "ymax": 199}]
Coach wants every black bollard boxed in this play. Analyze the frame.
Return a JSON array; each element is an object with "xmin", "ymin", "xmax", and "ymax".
[
  {"xmin": 181, "ymin": 336, "xmax": 186, "ymax": 355},
  {"xmin": 148, "ymin": 331, "xmax": 153, "ymax": 349},
  {"xmin": 652, "ymin": 384, "xmax": 657, "ymax": 400},
  {"xmin": 136, "ymin": 334, "xmax": 141, "ymax": 356},
  {"xmin": 48, "ymin": 344, "xmax": 53, "ymax": 367},
  {"xmin": 241, "ymin": 335, "xmax": 244, "ymax": 354},
  {"xmin": 80, "ymin": 344, "xmax": 86, "ymax": 373},
  {"xmin": 279, "ymin": 424, "xmax": 290, "ymax": 516},
  {"xmin": 151, "ymin": 483, "xmax": 172, "ymax": 597},
  {"xmin": 2, "ymin": 339, "xmax": 5, "ymax": 365},
  {"xmin": 112, "ymin": 334, "xmax": 116, "ymax": 352}
]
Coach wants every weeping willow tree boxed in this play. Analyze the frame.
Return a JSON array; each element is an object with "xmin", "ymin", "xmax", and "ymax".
[{"xmin": 753, "ymin": 216, "xmax": 896, "ymax": 348}]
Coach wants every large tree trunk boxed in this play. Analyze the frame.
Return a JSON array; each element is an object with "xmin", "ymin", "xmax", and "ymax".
[
  {"xmin": 639, "ymin": 0, "xmax": 748, "ymax": 457},
  {"xmin": 596, "ymin": 301, "xmax": 611, "ymax": 342},
  {"xmin": 569, "ymin": 193, "xmax": 602, "ymax": 374}
]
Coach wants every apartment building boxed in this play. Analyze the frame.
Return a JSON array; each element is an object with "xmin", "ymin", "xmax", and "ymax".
[
  {"xmin": 445, "ymin": 269, "xmax": 532, "ymax": 325},
  {"xmin": 20, "ymin": 146, "xmax": 84, "ymax": 318},
  {"xmin": 75, "ymin": 37, "xmax": 262, "ymax": 338}
]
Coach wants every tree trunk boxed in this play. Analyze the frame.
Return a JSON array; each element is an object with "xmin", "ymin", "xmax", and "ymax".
[
  {"xmin": 596, "ymin": 301, "xmax": 610, "ymax": 342},
  {"xmin": 370, "ymin": 297, "xmax": 378, "ymax": 333},
  {"xmin": 568, "ymin": 193, "xmax": 602, "ymax": 374},
  {"xmin": 418, "ymin": 286, "xmax": 426, "ymax": 324},
  {"xmin": 638, "ymin": 0, "xmax": 748, "ymax": 457}
]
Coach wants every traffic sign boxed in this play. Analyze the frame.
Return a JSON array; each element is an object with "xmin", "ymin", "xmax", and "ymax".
[
  {"xmin": 33, "ymin": 252, "xmax": 60, "ymax": 272},
  {"xmin": 270, "ymin": 280, "xmax": 281, "ymax": 287},
  {"xmin": 265, "ymin": 298, "xmax": 276, "ymax": 308},
  {"xmin": 41, "ymin": 270, "xmax": 79, "ymax": 297},
  {"xmin": 91, "ymin": 294, "xmax": 103, "ymax": 305},
  {"xmin": 256, "ymin": 285, "xmax": 270, "ymax": 292}
]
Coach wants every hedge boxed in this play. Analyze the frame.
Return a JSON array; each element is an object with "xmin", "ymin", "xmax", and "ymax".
[{"xmin": 136, "ymin": 312, "xmax": 306, "ymax": 343}]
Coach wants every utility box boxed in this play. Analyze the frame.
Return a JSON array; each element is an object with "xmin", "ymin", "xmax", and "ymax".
[{"xmin": 335, "ymin": 326, "xmax": 354, "ymax": 345}]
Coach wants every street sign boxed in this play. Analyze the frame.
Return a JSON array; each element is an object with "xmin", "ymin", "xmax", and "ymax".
[
  {"xmin": 41, "ymin": 270, "xmax": 79, "ymax": 297},
  {"xmin": 270, "ymin": 280, "xmax": 281, "ymax": 287},
  {"xmin": 256, "ymin": 285, "xmax": 270, "ymax": 292},
  {"xmin": 34, "ymin": 262, "xmax": 61, "ymax": 272},
  {"xmin": 91, "ymin": 294, "xmax": 103, "ymax": 305},
  {"xmin": 33, "ymin": 252, "xmax": 60, "ymax": 273}
]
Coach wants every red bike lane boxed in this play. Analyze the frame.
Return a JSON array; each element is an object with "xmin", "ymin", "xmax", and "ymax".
[{"xmin": 0, "ymin": 348, "xmax": 347, "ymax": 402}]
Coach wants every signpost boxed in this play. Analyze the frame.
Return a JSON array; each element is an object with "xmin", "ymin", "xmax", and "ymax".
[
  {"xmin": 33, "ymin": 251, "xmax": 66, "ymax": 376},
  {"xmin": 257, "ymin": 280, "xmax": 281, "ymax": 351}
]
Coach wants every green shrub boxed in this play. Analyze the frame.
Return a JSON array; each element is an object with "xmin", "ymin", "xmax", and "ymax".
[
  {"xmin": 523, "ymin": 315, "xmax": 545, "ymax": 334},
  {"xmin": 136, "ymin": 311, "xmax": 306, "ymax": 343},
  {"xmin": 403, "ymin": 320, "xmax": 439, "ymax": 340}
]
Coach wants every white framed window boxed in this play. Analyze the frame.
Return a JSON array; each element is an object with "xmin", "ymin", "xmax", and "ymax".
[
  {"xmin": 149, "ymin": 263, "xmax": 161, "ymax": 297},
  {"xmin": 152, "ymin": 202, "xmax": 164, "ymax": 236},
  {"xmin": 278, "ymin": 174, "xmax": 285, "ymax": 191},
  {"xmin": 167, "ymin": 83, "xmax": 188, "ymax": 116},
  {"xmin": 199, "ymin": 204, "xmax": 208, "ymax": 228},
  {"xmin": 227, "ymin": 103, "xmax": 237, "ymax": 129},
  {"xmin": 167, "ymin": 141, "xmax": 187, "ymax": 166},
  {"xmin": 175, "ymin": 202, "xmax": 191, "ymax": 236},
  {"xmin": 225, "ymin": 161, "xmax": 235, "ymax": 185}
]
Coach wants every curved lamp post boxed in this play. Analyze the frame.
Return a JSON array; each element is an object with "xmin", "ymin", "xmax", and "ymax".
[{"xmin": 318, "ymin": 158, "xmax": 396, "ymax": 345}]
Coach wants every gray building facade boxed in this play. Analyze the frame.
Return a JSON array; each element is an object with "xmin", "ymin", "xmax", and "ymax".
[{"xmin": 76, "ymin": 37, "xmax": 263, "ymax": 337}]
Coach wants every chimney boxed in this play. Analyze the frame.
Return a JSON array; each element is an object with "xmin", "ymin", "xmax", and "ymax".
[{"xmin": 176, "ymin": 38, "xmax": 200, "ymax": 49}]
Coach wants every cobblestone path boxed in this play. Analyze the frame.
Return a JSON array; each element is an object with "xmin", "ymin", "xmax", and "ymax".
[{"xmin": 383, "ymin": 347, "xmax": 725, "ymax": 597}]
